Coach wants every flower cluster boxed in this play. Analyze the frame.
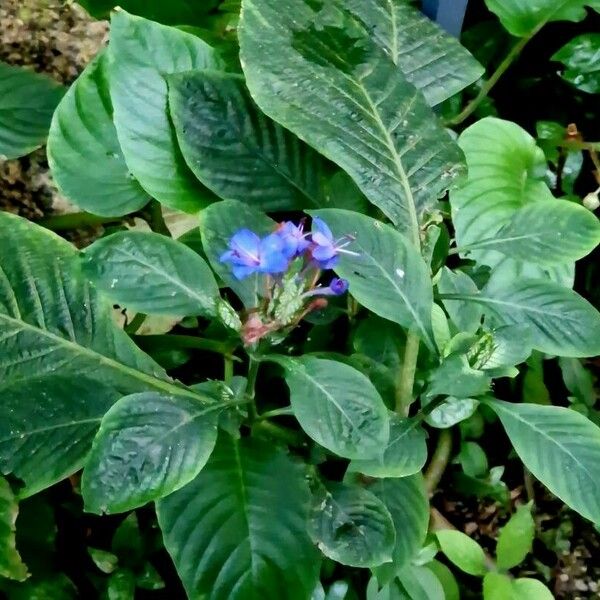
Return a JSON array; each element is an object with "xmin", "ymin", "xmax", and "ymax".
[{"xmin": 219, "ymin": 217, "xmax": 357, "ymax": 345}]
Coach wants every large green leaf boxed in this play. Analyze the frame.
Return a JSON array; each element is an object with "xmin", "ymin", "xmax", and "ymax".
[
  {"xmin": 239, "ymin": 0, "xmax": 466, "ymax": 237},
  {"xmin": 437, "ymin": 268, "xmax": 482, "ymax": 334},
  {"xmin": 485, "ymin": 0, "xmax": 600, "ymax": 37},
  {"xmin": 370, "ymin": 475, "xmax": 429, "ymax": 571},
  {"xmin": 0, "ymin": 478, "xmax": 28, "ymax": 581},
  {"xmin": 308, "ymin": 482, "xmax": 395, "ymax": 568},
  {"xmin": 310, "ymin": 209, "xmax": 435, "ymax": 350},
  {"xmin": 157, "ymin": 434, "xmax": 320, "ymax": 600},
  {"xmin": 47, "ymin": 52, "xmax": 149, "ymax": 217},
  {"xmin": 82, "ymin": 392, "xmax": 222, "ymax": 514},
  {"xmin": 168, "ymin": 70, "xmax": 326, "ymax": 211},
  {"xmin": 0, "ymin": 61, "xmax": 64, "ymax": 160},
  {"xmin": 83, "ymin": 231, "xmax": 219, "ymax": 317},
  {"xmin": 349, "ymin": 414, "xmax": 427, "ymax": 478},
  {"xmin": 487, "ymin": 400, "xmax": 600, "ymax": 523},
  {"xmin": 200, "ymin": 199, "xmax": 275, "ymax": 308},
  {"xmin": 108, "ymin": 10, "xmax": 221, "ymax": 212},
  {"xmin": 78, "ymin": 0, "xmax": 219, "ymax": 23},
  {"xmin": 446, "ymin": 277, "xmax": 600, "ymax": 357},
  {"xmin": 449, "ymin": 117, "xmax": 575, "ymax": 282},
  {"xmin": 458, "ymin": 201, "xmax": 600, "ymax": 266},
  {"xmin": 280, "ymin": 356, "xmax": 389, "ymax": 459},
  {"xmin": 344, "ymin": 0, "xmax": 484, "ymax": 106},
  {"xmin": 0, "ymin": 213, "xmax": 214, "ymax": 496}
]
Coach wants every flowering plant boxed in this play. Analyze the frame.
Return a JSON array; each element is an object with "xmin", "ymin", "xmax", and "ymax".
[{"xmin": 2, "ymin": 0, "xmax": 600, "ymax": 598}]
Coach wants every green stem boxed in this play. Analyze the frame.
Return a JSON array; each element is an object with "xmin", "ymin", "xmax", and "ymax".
[
  {"xmin": 395, "ymin": 331, "xmax": 420, "ymax": 416},
  {"xmin": 424, "ymin": 429, "xmax": 453, "ymax": 495},
  {"xmin": 132, "ymin": 334, "xmax": 237, "ymax": 357},
  {"xmin": 125, "ymin": 312, "xmax": 146, "ymax": 334},
  {"xmin": 36, "ymin": 212, "xmax": 121, "ymax": 231},
  {"xmin": 224, "ymin": 355, "xmax": 234, "ymax": 385},
  {"xmin": 445, "ymin": 34, "xmax": 532, "ymax": 127},
  {"xmin": 253, "ymin": 421, "xmax": 305, "ymax": 446},
  {"xmin": 415, "ymin": 395, "xmax": 449, "ymax": 423},
  {"xmin": 245, "ymin": 357, "xmax": 260, "ymax": 423},
  {"xmin": 257, "ymin": 407, "xmax": 294, "ymax": 421}
]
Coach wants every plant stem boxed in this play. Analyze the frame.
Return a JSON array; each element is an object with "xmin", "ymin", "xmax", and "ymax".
[
  {"xmin": 245, "ymin": 357, "xmax": 260, "ymax": 423},
  {"xmin": 132, "ymin": 334, "xmax": 237, "ymax": 357},
  {"xmin": 445, "ymin": 34, "xmax": 532, "ymax": 127},
  {"xmin": 256, "ymin": 407, "xmax": 294, "ymax": 421},
  {"xmin": 224, "ymin": 355, "xmax": 234, "ymax": 385},
  {"xmin": 395, "ymin": 331, "xmax": 421, "ymax": 416},
  {"xmin": 125, "ymin": 312, "xmax": 146, "ymax": 334},
  {"xmin": 253, "ymin": 420, "xmax": 305, "ymax": 446},
  {"xmin": 36, "ymin": 212, "xmax": 121, "ymax": 231},
  {"xmin": 424, "ymin": 429, "xmax": 453, "ymax": 495}
]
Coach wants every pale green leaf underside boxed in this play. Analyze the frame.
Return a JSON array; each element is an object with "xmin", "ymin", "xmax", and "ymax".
[
  {"xmin": 108, "ymin": 10, "xmax": 220, "ymax": 212},
  {"xmin": 83, "ymin": 231, "xmax": 219, "ymax": 317},
  {"xmin": 370, "ymin": 475, "xmax": 429, "ymax": 570},
  {"xmin": 311, "ymin": 209, "xmax": 435, "ymax": 350},
  {"xmin": 0, "ymin": 61, "xmax": 64, "ymax": 160},
  {"xmin": 0, "ymin": 213, "xmax": 214, "ymax": 496},
  {"xmin": 82, "ymin": 392, "xmax": 221, "ymax": 514},
  {"xmin": 157, "ymin": 434, "xmax": 320, "ymax": 600},
  {"xmin": 239, "ymin": 0, "xmax": 466, "ymax": 236},
  {"xmin": 345, "ymin": 0, "xmax": 484, "ymax": 105},
  {"xmin": 48, "ymin": 51, "xmax": 149, "ymax": 217},
  {"xmin": 488, "ymin": 400, "xmax": 600, "ymax": 523},
  {"xmin": 451, "ymin": 277, "xmax": 600, "ymax": 358},
  {"xmin": 169, "ymin": 70, "xmax": 326, "ymax": 211},
  {"xmin": 282, "ymin": 356, "xmax": 390, "ymax": 459},
  {"xmin": 0, "ymin": 478, "xmax": 28, "ymax": 581},
  {"xmin": 308, "ymin": 482, "xmax": 395, "ymax": 568},
  {"xmin": 485, "ymin": 0, "xmax": 600, "ymax": 37}
]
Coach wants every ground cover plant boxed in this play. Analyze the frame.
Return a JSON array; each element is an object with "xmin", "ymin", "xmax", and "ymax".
[{"xmin": 1, "ymin": 0, "xmax": 600, "ymax": 598}]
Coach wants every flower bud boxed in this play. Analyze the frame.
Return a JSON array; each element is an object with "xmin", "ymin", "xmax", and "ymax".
[{"xmin": 583, "ymin": 192, "xmax": 600, "ymax": 211}]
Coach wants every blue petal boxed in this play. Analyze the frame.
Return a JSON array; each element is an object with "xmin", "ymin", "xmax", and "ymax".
[
  {"xmin": 232, "ymin": 264, "xmax": 258, "ymax": 280},
  {"xmin": 230, "ymin": 229, "xmax": 261, "ymax": 261},
  {"xmin": 314, "ymin": 255, "xmax": 339, "ymax": 270},
  {"xmin": 219, "ymin": 249, "xmax": 235, "ymax": 263},
  {"xmin": 311, "ymin": 217, "xmax": 334, "ymax": 242},
  {"xmin": 312, "ymin": 244, "xmax": 337, "ymax": 261}
]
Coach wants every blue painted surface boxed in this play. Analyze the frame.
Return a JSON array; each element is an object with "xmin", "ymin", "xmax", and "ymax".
[{"xmin": 422, "ymin": 0, "xmax": 469, "ymax": 37}]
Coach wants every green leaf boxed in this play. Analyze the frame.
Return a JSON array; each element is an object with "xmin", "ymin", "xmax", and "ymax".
[
  {"xmin": 157, "ymin": 433, "xmax": 320, "ymax": 600},
  {"xmin": 83, "ymin": 231, "xmax": 219, "ymax": 317},
  {"xmin": 471, "ymin": 326, "xmax": 533, "ymax": 371},
  {"xmin": 82, "ymin": 392, "xmax": 223, "ymax": 514},
  {"xmin": 435, "ymin": 530, "xmax": 488, "ymax": 576},
  {"xmin": 485, "ymin": 0, "xmax": 600, "ymax": 37},
  {"xmin": 0, "ymin": 61, "xmax": 64, "ymax": 160},
  {"xmin": 309, "ymin": 482, "xmax": 395, "ymax": 568},
  {"xmin": 451, "ymin": 277, "xmax": 600, "ymax": 357},
  {"xmin": 437, "ymin": 268, "xmax": 482, "ymax": 334},
  {"xmin": 107, "ymin": 569, "xmax": 136, "ymax": 600},
  {"xmin": 280, "ymin": 356, "xmax": 389, "ymax": 459},
  {"xmin": 352, "ymin": 315, "xmax": 404, "ymax": 371},
  {"xmin": 487, "ymin": 400, "xmax": 600, "ymax": 523},
  {"xmin": 426, "ymin": 355, "xmax": 491, "ymax": 398},
  {"xmin": 426, "ymin": 561, "xmax": 459, "ymax": 600},
  {"xmin": 200, "ymin": 199, "xmax": 275, "ymax": 307},
  {"xmin": 496, "ymin": 502, "xmax": 535, "ymax": 570},
  {"xmin": 239, "ymin": 0, "xmax": 466, "ymax": 236},
  {"xmin": 425, "ymin": 397, "xmax": 479, "ymax": 429},
  {"xmin": 0, "ymin": 478, "xmax": 28, "ymax": 581},
  {"xmin": 78, "ymin": 0, "xmax": 219, "ymax": 24},
  {"xmin": 310, "ymin": 209, "xmax": 435, "ymax": 350},
  {"xmin": 370, "ymin": 475, "xmax": 429, "ymax": 572},
  {"xmin": 168, "ymin": 70, "xmax": 326, "ymax": 211},
  {"xmin": 459, "ymin": 201, "xmax": 600, "ymax": 266},
  {"xmin": 458, "ymin": 441, "xmax": 488, "ymax": 478},
  {"xmin": 450, "ymin": 117, "xmax": 574, "ymax": 282},
  {"xmin": 552, "ymin": 33, "xmax": 600, "ymax": 94},
  {"xmin": 89, "ymin": 548, "xmax": 119, "ymax": 574},
  {"xmin": 343, "ymin": 0, "xmax": 483, "ymax": 106},
  {"xmin": 349, "ymin": 414, "xmax": 427, "ymax": 478},
  {"xmin": 108, "ymin": 10, "xmax": 221, "ymax": 212},
  {"xmin": 47, "ymin": 52, "xmax": 148, "ymax": 217},
  {"xmin": 396, "ymin": 564, "xmax": 445, "ymax": 600},
  {"xmin": 483, "ymin": 572, "xmax": 514, "ymax": 600},
  {"xmin": 512, "ymin": 578, "xmax": 554, "ymax": 600},
  {"xmin": 0, "ymin": 212, "xmax": 214, "ymax": 497},
  {"xmin": 559, "ymin": 357, "xmax": 597, "ymax": 406}
]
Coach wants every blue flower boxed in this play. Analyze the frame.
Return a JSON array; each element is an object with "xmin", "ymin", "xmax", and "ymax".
[
  {"xmin": 276, "ymin": 221, "xmax": 311, "ymax": 259},
  {"xmin": 310, "ymin": 217, "xmax": 358, "ymax": 269},
  {"xmin": 220, "ymin": 229, "xmax": 289, "ymax": 280},
  {"xmin": 303, "ymin": 277, "xmax": 349, "ymax": 298}
]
